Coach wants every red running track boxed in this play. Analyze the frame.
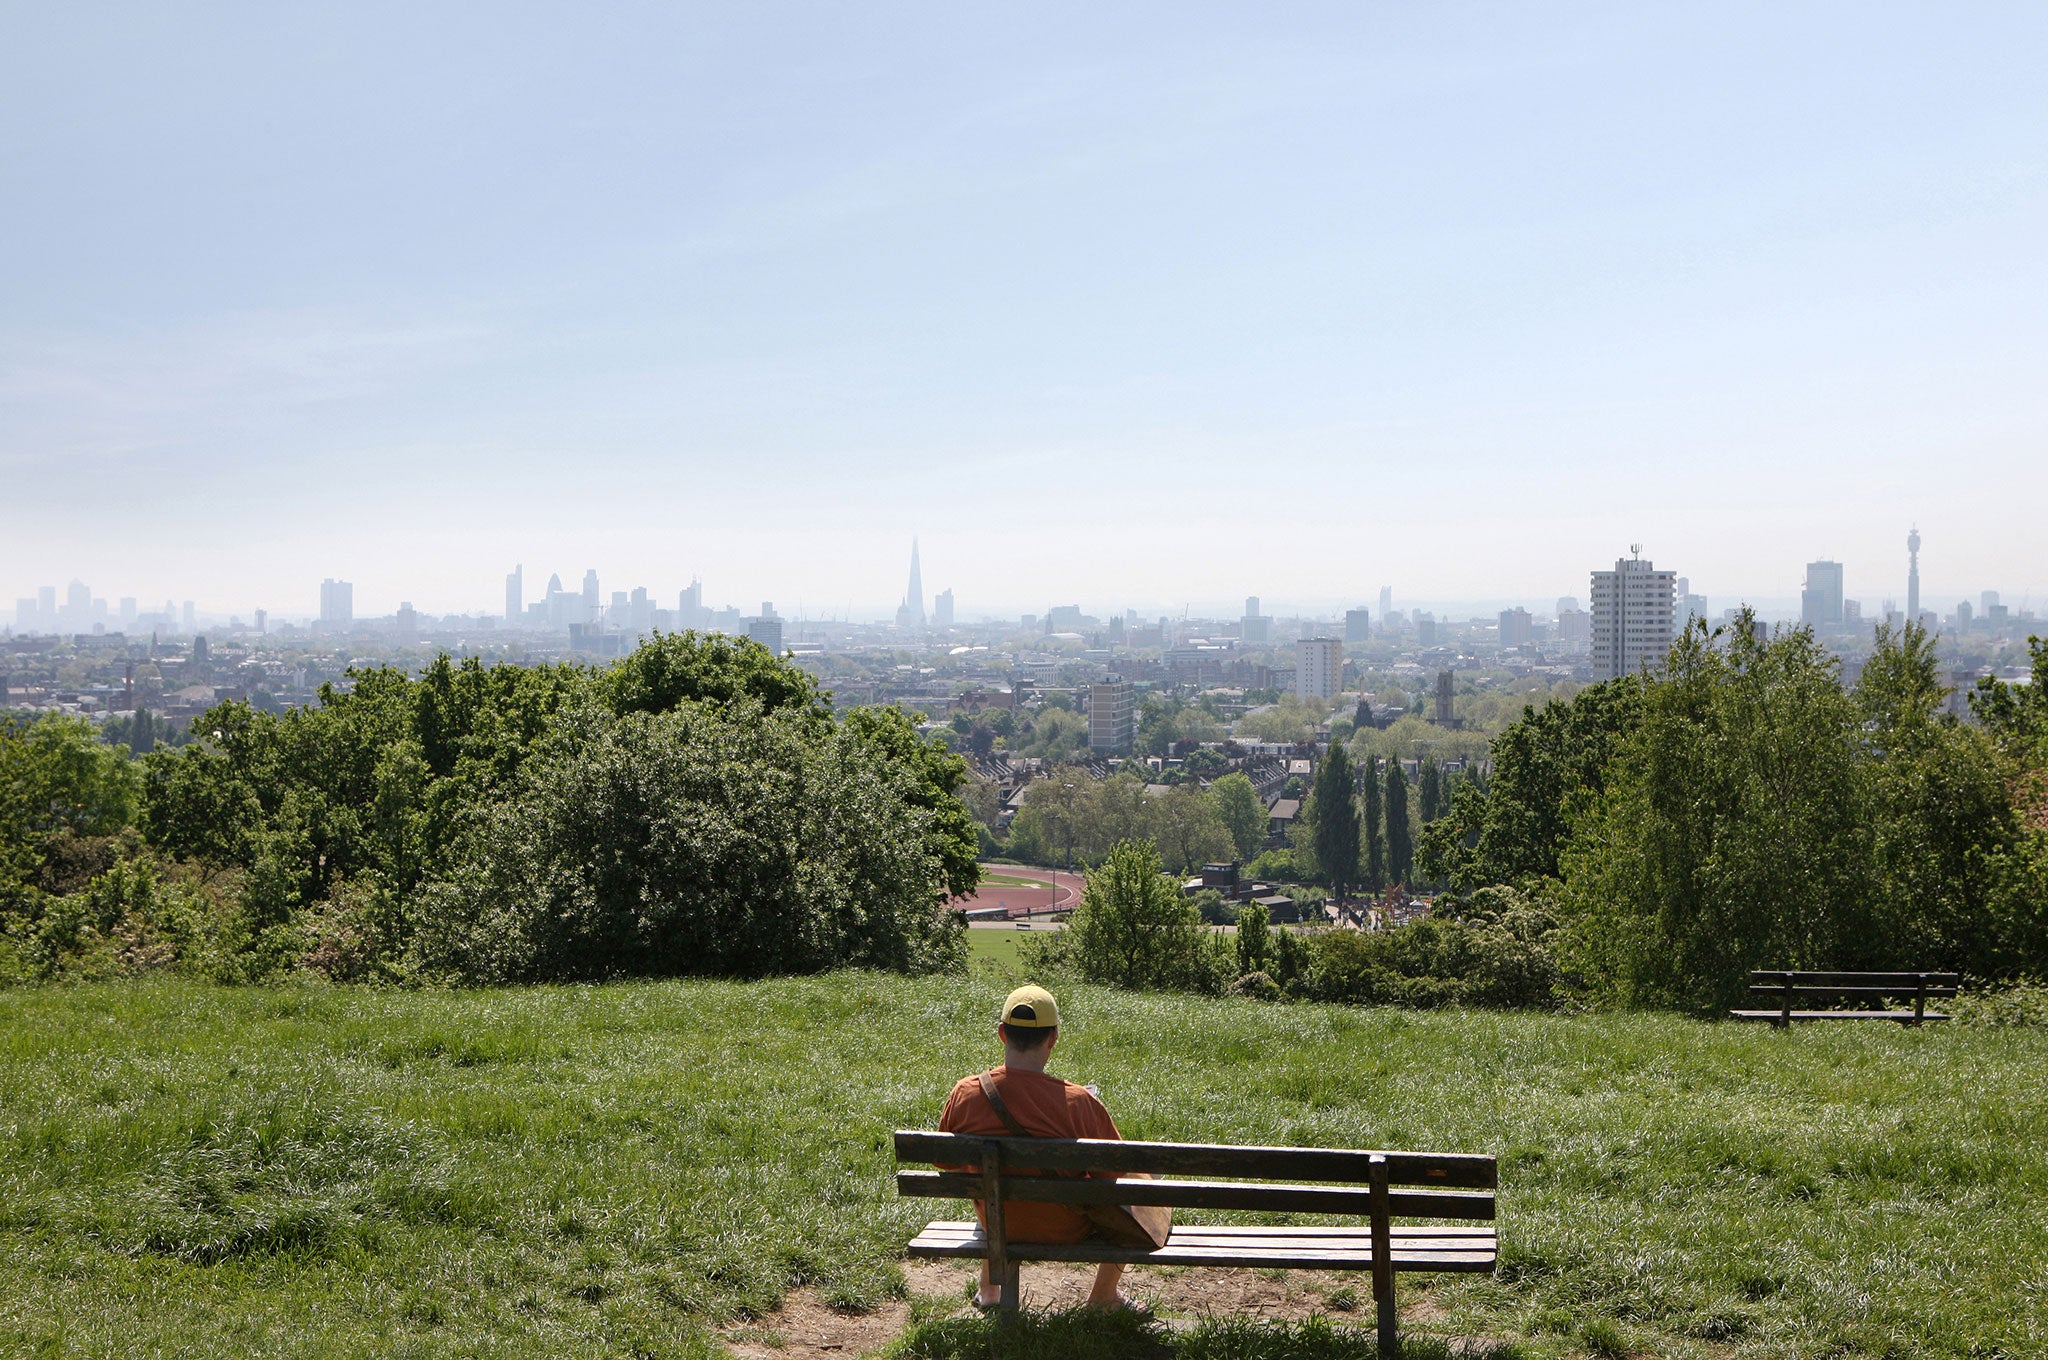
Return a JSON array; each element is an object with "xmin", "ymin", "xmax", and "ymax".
[{"xmin": 949, "ymin": 864, "xmax": 1085, "ymax": 919}]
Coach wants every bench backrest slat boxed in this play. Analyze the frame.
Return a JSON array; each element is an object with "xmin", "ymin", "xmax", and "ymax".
[
  {"xmin": 897, "ymin": 1169, "xmax": 1496, "ymax": 1220},
  {"xmin": 892, "ymin": 1131, "xmax": 1496, "ymax": 1190},
  {"xmin": 1746, "ymin": 983, "xmax": 1959, "ymax": 999},
  {"xmin": 1748, "ymin": 970, "xmax": 1961, "ymax": 989}
]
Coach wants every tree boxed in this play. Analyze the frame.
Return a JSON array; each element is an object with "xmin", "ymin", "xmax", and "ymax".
[
  {"xmin": 1417, "ymin": 757, "xmax": 1441, "ymax": 824},
  {"xmin": 838, "ymin": 705, "xmax": 982, "ymax": 901},
  {"xmin": 1152, "ymin": 782, "xmax": 1233, "ymax": 874},
  {"xmin": 1237, "ymin": 898, "xmax": 1271, "ymax": 976},
  {"xmin": 1558, "ymin": 618, "xmax": 1876, "ymax": 1012},
  {"xmin": 1210, "ymin": 772, "xmax": 1268, "ymax": 861},
  {"xmin": 1415, "ymin": 677, "xmax": 1641, "ymax": 891},
  {"xmin": 1360, "ymin": 754, "xmax": 1385, "ymax": 890},
  {"xmin": 1855, "ymin": 623, "xmax": 2038, "ymax": 975},
  {"xmin": 1385, "ymin": 758, "xmax": 1413, "ymax": 886},
  {"xmin": 1309, "ymin": 743, "xmax": 1360, "ymax": 901},
  {"xmin": 2, "ymin": 713, "xmax": 141, "ymax": 911},
  {"xmin": 601, "ymin": 630, "xmax": 828, "ymax": 723},
  {"xmin": 1068, "ymin": 839, "xmax": 1206, "ymax": 990},
  {"xmin": 1234, "ymin": 695, "xmax": 1334, "ymax": 744}
]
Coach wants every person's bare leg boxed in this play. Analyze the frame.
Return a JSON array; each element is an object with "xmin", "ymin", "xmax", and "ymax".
[
  {"xmin": 1084, "ymin": 1262, "xmax": 1127, "ymax": 1309},
  {"xmin": 976, "ymin": 1259, "xmax": 997, "ymax": 1305}
]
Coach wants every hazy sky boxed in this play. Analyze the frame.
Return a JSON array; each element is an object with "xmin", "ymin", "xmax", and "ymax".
[{"xmin": 4, "ymin": 3, "xmax": 2045, "ymax": 621}]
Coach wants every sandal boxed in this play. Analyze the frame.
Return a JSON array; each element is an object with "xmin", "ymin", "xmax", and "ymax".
[{"xmin": 1094, "ymin": 1292, "xmax": 1154, "ymax": 1318}]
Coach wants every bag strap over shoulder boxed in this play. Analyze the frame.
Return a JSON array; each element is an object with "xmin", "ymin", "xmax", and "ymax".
[{"xmin": 977, "ymin": 1071, "xmax": 1035, "ymax": 1139}]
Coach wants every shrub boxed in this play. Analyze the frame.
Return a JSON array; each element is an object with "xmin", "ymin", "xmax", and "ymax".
[{"xmin": 408, "ymin": 700, "xmax": 964, "ymax": 983}]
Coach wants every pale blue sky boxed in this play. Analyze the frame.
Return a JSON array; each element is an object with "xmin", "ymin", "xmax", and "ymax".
[{"xmin": 4, "ymin": 3, "xmax": 2045, "ymax": 621}]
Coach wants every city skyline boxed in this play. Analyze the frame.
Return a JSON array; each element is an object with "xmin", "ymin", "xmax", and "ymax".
[
  {"xmin": 9, "ymin": 527, "xmax": 2030, "ymax": 632},
  {"xmin": 6, "ymin": 6, "xmax": 2047, "ymax": 614}
]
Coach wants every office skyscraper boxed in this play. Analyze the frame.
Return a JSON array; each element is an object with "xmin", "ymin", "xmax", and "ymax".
[
  {"xmin": 1907, "ymin": 526, "xmax": 1922, "ymax": 624},
  {"xmin": 898, "ymin": 539, "xmax": 925, "ymax": 628},
  {"xmin": 746, "ymin": 614, "xmax": 783, "ymax": 654},
  {"xmin": 1801, "ymin": 560, "xmax": 1844, "ymax": 627},
  {"xmin": 505, "ymin": 565, "xmax": 523, "ymax": 624},
  {"xmin": 1378, "ymin": 586, "xmax": 1392, "ymax": 620},
  {"xmin": 1242, "ymin": 596, "xmax": 1270, "ymax": 644},
  {"xmin": 1344, "ymin": 608, "xmax": 1371, "ymax": 643},
  {"xmin": 934, "ymin": 588, "xmax": 954, "ymax": 627},
  {"xmin": 1591, "ymin": 551, "xmax": 1676, "ymax": 680}
]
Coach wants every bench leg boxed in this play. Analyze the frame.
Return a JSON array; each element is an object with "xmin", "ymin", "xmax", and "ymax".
[
  {"xmin": 999, "ymin": 1260, "xmax": 1021, "ymax": 1319},
  {"xmin": 1370, "ymin": 1153, "xmax": 1397, "ymax": 1357}
]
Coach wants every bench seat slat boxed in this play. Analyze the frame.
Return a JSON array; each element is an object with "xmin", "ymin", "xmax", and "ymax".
[
  {"xmin": 906, "ymin": 1221, "xmax": 1497, "ymax": 1272},
  {"xmin": 913, "ymin": 1220, "xmax": 1490, "ymax": 1245},
  {"xmin": 909, "ymin": 1224, "xmax": 1496, "ymax": 1245},
  {"xmin": 1729, "ymin": 1009, "xmax": 1951, "ymax": 1024},
  {"xmin": 892, "ymin": 1131, "xmax": 1496, "ymax": 1189},
  {"xmin": 897, "ymin": 1170, "xmax": 1495, "ymax": 1220}
]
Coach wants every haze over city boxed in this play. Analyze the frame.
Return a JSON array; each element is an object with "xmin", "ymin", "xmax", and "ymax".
[{"xmin": 6, "ymin": 2, "xmax": 2048, "ymax": 619}]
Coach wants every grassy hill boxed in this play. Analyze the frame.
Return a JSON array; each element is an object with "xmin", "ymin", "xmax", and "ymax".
[{"xmin": 3, "ymin": 975, "xmax": 2044, "ymax": 1358}]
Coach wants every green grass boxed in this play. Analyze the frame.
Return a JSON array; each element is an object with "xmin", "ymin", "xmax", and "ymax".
[
  {"xmin": 2, "ymin": 976, "xmax": 2045, "ymax": 1358},
  {"xmin": 975, "ymin": 874, "xmax": 1054, "ymax": 891},
  {"xmin": 964, "ymin": 927, "xmax": 1049, "ymax": 973}
]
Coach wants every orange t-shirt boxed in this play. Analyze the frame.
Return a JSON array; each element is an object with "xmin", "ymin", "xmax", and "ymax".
[{"xmin": 937, "ymin": 1065, "xmax": 1121, "ymax": 1245}]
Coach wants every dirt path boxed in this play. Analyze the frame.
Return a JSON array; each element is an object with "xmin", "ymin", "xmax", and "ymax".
[{"xmin": 719, "ymin": 1259, "xmax": 1404, "ymax": 1358}]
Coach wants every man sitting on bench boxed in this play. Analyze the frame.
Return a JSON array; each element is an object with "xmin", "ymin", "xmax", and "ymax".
[{"xmin": 937, "ymin": 985, "xmax": 1137, "ymax": 1313}]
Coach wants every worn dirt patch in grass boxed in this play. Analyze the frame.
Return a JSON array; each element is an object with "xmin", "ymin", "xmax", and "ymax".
[{"xmin": 719, "ymin": 1260, "xmax": 1384, "ymax": 1358}]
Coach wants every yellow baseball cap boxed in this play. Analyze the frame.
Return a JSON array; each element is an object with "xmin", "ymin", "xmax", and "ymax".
[{"xmin": 1000, "ymin": 985, "xmax": 1059, "ymax": 1029}]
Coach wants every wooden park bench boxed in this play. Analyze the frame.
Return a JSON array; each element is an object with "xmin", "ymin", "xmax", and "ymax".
[
  {"xmin": 1730, "ymin": 970, "xmax": 1959, "ymax": 1027},
  {"xmin": 894, "ymin": 1130, "xmax": 1497, "ymax": 1354}
]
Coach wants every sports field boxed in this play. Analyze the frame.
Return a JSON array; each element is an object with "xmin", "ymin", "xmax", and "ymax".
[{"xmin": 3, "ymin": 977, "xmax": 2043, "ymax": 1358}]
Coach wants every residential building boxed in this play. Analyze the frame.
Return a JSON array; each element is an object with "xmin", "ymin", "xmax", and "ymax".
[
  {"xmin": 1498, "ymin": 607, "xmax": 1533, "ymax": 646},
  {"xmin": 1344, "ymin": 608, "xmax": 1372, "ymax": 643},
  {"xmin": 1088, "ymin": 679, "xmax": 1135, "ymax": 752},
  {"xmin": 319, "ymin": 579, "xmax": 353, "ymax": 628},
  {"xmin": 1591, "ymin": 552, "xmax": 1676, "ymax": 679},
  {"xmin": 1294, "ymin": 637, "xmax": 1341, "ymax": 699}
]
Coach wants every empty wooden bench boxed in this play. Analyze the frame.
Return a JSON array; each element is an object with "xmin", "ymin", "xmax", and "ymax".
[
  {"xmin": 894, "ymin": 1130, "xmax": 1497, "ymax": 1354},
  {"xmin": 1730, "ymin": 970, "xmax": 1959, "ymax": 1027}
]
